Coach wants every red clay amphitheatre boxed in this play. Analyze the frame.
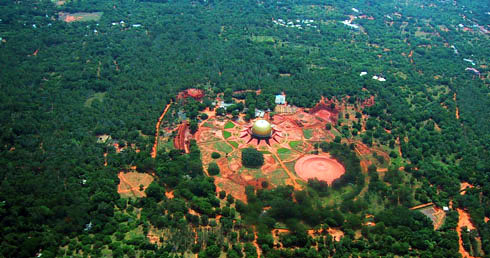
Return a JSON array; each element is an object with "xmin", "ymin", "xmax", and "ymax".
[{"xmin": 295, "ymin": 154, "xmax": 345, "ymax": 185}]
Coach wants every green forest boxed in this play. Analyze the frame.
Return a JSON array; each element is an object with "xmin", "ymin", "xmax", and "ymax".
[{"xmin": 0, "ymin": 0, "xmax": 489, "ymax": 257}]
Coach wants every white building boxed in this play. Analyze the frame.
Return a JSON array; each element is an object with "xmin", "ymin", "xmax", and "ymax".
[{"xmin": 275, "ymin": 95, "xmax": 286, "ymax": 104}]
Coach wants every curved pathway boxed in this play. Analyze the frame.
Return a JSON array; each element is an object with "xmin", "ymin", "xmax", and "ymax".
[{"xmin": 151, "ymin": 102, "xmax": 172, "ymax": 158}]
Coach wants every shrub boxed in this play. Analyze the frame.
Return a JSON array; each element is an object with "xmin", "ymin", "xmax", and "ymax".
[
  {"xmin": 211, "ymin": 152, "xmax": 221, "ymax": 159},
  {"xmin": 208, "ymin": 162, "xmax": 220, "ymax": 175},
  {"xmin": 241, "ymin": 148, "xmax": 264, "ymax": 168}
]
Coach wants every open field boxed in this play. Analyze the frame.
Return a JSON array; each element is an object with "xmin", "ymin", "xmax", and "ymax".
[
  {"xmin": 58, "ymin": 12, "xmax": 103, "ymax": 23},
  {"xmin": 84, "ymin": 92, "xmax": 106, "ymax": 108},
  {"xmin": 117, "ymin": 172, "xmax": 154, "ymax": 198}
]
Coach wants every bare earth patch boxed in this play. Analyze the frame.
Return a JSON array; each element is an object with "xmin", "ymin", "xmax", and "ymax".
[
  {"xmin": 58, "ymin": 12, "xmax": 103, "ymax": 23},
  {"xmin": 294, "ymin": 154, "xmax": 345, "ymax": 185},
  {"xmin": 457, "ymin": 208, "xmax": 478, "ymax": 258},
  {"xmin": 118, "ymin": 172, "xmax": 154, "ymax": 198}
]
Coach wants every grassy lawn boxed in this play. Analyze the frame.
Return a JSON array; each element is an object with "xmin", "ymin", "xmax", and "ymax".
[
  {"xmin": 303, "ymin": 129, "xmax": 313, "ymax": 139},
  {"xmin": 214, "ymin": 142, "xmax": 233, "ymax": 153},
  {"xmin": 270, "ymin": 169, "xmax": 288, "ymax": 185},
  {"xmin": 228, "ymin": 141, "xmax": 239, "ymax": 148},
  {"xmin": 277, "ymin": 148, "xmax": 290, "ymax": 154},
  {"xmin": 84, "ymin": 92, "xmax": 106, "ymax": 107},
  {"xmin": 289, "ymin": 140, "xmax": 301, "ymax": 149},
  {"xmin": 224, "ymin": 121, "xmax": 235, "ymax": 129},
  {"xmin": 159, "ymin": 139, "xmax": 176, "ymax": 152},
  {"xmin": 202, "ymin": 122, "xmax": 214, "ymax": 128},
  {"xmin": 222, "ymin": 130, "xmax": 232, "ymax": 139},
  {"xmin": 285, "ymin": 161, "xmax": 296, "ymax": 175},
  {"xmin": 391, "ymin": 156, "xmax": 406, "ymax": 168},
  {"xmin": 320, "ymin": 185, "xmax": 356, "ymax": 206},
  {"xmin": 250, "ymin": 35, "xmax": 276, "ymax": 43},
  {"xmin": 277, "ymin": 148, "xmax": 291, "ymax": 160}
]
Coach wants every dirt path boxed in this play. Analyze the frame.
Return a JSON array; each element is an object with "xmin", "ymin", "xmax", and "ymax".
[
  {"xmin": 97, "ymin": 61, "xmax": 101, "ymax": 78},
  {"xmin": 269, "ymin": 147, "xmax": 301, "ymax": 190},
  {"xmin": 457, "ymin": 208, "xmax": 478, "ymax": 258},
  {"xmin": 151, "ymin": 102, "xmax": 172, "ymax": 158},
  {"xmin": 408, "ymin": 50, "xmax": 414, "ymax": 63},
  {"xmin": 454, "ymin": 93, "xmax": 459, "ymax": 120},
  {"xmin": 455, "ymin": 182, "xmax": 479, "ymax": 258},
  {"xmin": 253, "ymin": 227, "xmax": 262, "ymax": 258},
  {"xmin": 396, "ymin": 137, "xmax": 403, "ymax": 157}
]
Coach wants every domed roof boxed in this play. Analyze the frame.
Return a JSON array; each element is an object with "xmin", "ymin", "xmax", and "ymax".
[{"xmin": 252, "ymin": 119, "xmax": 272, "ymax": 138}]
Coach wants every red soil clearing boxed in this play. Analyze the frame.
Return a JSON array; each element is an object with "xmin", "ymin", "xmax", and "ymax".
[
  {"xmin": 460, "ymin": 182, "xmax": 474, "ymax": 195},
  {"xmin": 147, "ymin": 231, "xmax": 160, "ymax": 245},
  {"xmin": 328, "ymin": 228, "xmax": 344, "ymax": 241},
  {"xmin": 177, "ymin": 88, "xmax": 204, "ymax": 101},
  {"xmin": 294, "ymin": 154, "xmax": 345, "ymax": 185},
  {"xmin": 314, "ymin": 109, "xmax": 333, "ymax": 122},
  {"xmin": 165, "ymin": 191, "xmax": 174, "ymax": 199},
  {"xmin": 151, "ymin": 102, "xmax": 172, "ymax": 158},
  {"xmin": 174, "ymin": 121, "xmax": 190, "ymax": 153},
  {"xmin": 117, "ymin": 172, "xmax": 154, "ymax": 198}
]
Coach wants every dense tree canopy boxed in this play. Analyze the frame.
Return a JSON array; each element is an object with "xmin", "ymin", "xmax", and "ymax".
[{"xmin": 0, "ymin": 0, "xmax": 488, "ymax": 257}]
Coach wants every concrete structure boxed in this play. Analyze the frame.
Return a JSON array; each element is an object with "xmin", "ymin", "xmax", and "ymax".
[
  {"xmin": 255, "ymin": 109, "xmax": 265, "ymax": 118},
  {"xmin": 275, "ymin": 95, "xmax": 286, "ymax": 104}
]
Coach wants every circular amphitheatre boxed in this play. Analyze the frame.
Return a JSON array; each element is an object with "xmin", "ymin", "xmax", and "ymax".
[{"xmin": 294, "ymin": 155, "xmax": 345, "ymax": 185}]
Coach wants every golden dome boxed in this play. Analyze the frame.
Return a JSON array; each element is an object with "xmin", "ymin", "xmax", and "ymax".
[{"xmin": 252, "ymin": 119, "xmax": 272, "ymax": 138}]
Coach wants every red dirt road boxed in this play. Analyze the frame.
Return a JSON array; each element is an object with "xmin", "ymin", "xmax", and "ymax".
[
  {"xmin": 253, "ymin": 227, "xmax": 262, "ymax": 258},
  {"xmin": 454, "ymin": 93, "xmax": 460, "ymax": 120},
  {"xmin": 270, "ymin": 149, "xmax": 301, "ymax": 190},
  {"xmin": 294, "ymin": 154, "xmax": 345, "ymax": 185},
  {"xmin": 457, "ymin": 208, "xmax": 478, "ymax": 258},
  {"xmin": 151, "ymin": 102, "xmax": 172, "ymax": 158}
]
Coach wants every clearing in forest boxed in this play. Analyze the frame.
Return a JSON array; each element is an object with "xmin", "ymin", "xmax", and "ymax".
[
  {"xmin": 194, "ymin": 99, "xmax": 346, "ymax": 202},
  {"xmin": 156, "ymin": 93, "xmax": 392, "ymax": 204},
  {"xmin": 84, "ymin": 92, "xmax": 106, "ymax": 108},
  {"xmin": 117, "ymin": 172, "xmax": 154, "ymax": 198},
  {"xmin": 58, "ymin": 12, "xmax": 103, "ymax": 23}
]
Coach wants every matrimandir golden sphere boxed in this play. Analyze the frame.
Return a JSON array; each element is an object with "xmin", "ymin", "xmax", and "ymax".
[{"xmin": 251, "ymin": 119, "xmax": 272, "ymax": 138}]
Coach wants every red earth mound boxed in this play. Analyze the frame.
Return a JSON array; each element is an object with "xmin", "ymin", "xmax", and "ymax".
[
  {"xmin": 177, "ymin": 88, "xmax": 204, "ymax": 100},
  {"xmin": 294, "ymin": 154, "xmax": 345, "ymax": 184}
]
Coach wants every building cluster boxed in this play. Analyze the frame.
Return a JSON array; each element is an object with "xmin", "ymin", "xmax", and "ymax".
[
  {"xmin": 463, "ymin": 58, "xmax": 475, "ymax": 66},
  {"xmin": 272, "ymin": 18, "xmax": 317, "ymax": 29},
  {"xmin": 341, "ymin": 19, "xmax": 360, "ymax": 30},
  {"xmin": 372, "ymin": 75, "xmax": 386, "ymax": 82},
  {"xmin": 111, "ymin": 20, "xmax": 142, "ymax": 28},
  {"xmin": 359, "ymin": 71, "xmax": 386, "ymax": 82}
]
